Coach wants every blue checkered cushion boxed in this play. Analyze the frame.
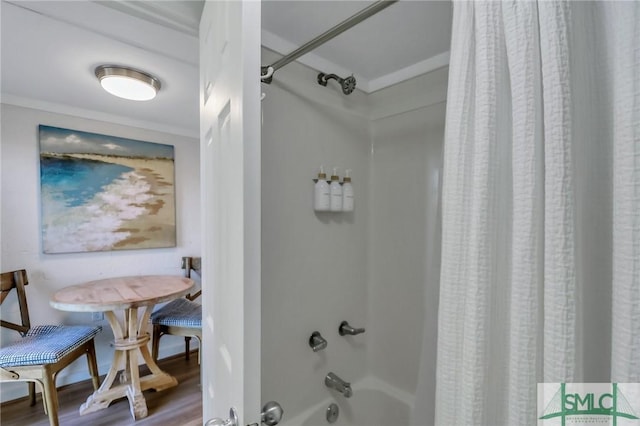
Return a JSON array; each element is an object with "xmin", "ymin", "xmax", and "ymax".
[
  {"xmin": 151, "ymin": 298, "xmax": 201, "ymax": 328},
  {"xmin": 0, "ymin": 325, "xmax": 101, "ymax": 368}
]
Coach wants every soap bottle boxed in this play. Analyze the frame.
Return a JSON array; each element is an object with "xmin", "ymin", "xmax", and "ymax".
[
  {"xmin": 342, "ymin": 169, "xmax": 354, "ymax": 212},
  {"xmin": 329, "ymin": 167, "xmax": 343, "ymax": 212},
  {"xmin": 314, "ymin": 166, "xmax": 330, "ymax": 211}
]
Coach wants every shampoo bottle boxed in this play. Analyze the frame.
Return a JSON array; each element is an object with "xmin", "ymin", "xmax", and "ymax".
[
  {"xmin": 329, "ymin": 167, "xmax": 343, "ymax": 212},
  {"xmin": 314, "ymin": 166, "xmax": 330, "ymax": 211},
  {"xmin": 342, "ymin": 169, "xmax": 354, "ymax": 212}
]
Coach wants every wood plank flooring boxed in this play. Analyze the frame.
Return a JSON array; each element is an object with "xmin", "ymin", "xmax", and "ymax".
[{"xmin": 1, "ymin": 353, "xmax": 202, "ymax": 426}]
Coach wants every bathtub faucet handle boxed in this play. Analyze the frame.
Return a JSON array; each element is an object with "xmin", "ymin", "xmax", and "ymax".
[
  {"xmin": 339, "ymin": 321, "xmax": 365, "ymax": 336},
  {"xmin": 309, "ymin": 331, "xmax": 328, "ymax": 352}
]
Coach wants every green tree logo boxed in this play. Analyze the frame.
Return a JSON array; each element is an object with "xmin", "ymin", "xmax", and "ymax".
[{"xmin": 540, "ymin": 383, "xmax": 639, "ymax": 425}]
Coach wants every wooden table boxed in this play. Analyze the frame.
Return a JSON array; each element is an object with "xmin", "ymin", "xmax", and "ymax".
[{"xmin": 50, "ymin": 275, "xmax": 194, "ymax": 420}]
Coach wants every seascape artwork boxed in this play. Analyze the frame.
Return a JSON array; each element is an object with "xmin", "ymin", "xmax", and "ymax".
[{"xmin": 39, "ymin": 125, "xmax": 176, "ymax": 253}]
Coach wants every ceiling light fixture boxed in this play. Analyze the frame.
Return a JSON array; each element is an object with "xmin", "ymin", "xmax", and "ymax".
[{"xmin": 95, "ymin": 65, "xmax": 161, "ymax": 101}]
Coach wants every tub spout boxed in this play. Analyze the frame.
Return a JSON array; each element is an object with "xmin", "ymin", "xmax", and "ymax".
[{"xmin": 325, "ymin": 372, "xmax": 352, "ymax": 398}]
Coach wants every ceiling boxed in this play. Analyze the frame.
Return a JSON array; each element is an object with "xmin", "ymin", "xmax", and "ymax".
[{"xmin": 0, "ymin": 1, "xmax": 451, "ymax": 138}]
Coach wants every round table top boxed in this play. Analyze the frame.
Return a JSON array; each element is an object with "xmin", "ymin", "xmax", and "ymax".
[{"xmin": 50, "ymin": 275, "xmax": 195, "ymax": 312}]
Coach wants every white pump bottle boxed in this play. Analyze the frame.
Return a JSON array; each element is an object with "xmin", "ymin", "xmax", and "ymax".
[
  {"xmin": 342, "ymin": 169, "xmax": 354, "ymax": 212},
  {"xmin": 314, "ymin": 165, "xmax": 330, "ymax": 211},
  {"xmin": 329, "ymin": 167, "xmax": 343, "ymax": 212}
]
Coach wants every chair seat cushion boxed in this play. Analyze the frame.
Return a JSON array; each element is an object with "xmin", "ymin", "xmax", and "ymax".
[
  {"xmin": 0, "ymin": 325, "xmax": 101, "ymax": 368},
  {"xmin": 151, "ymin": 298, "xmax": 202, "ymax": 328}
]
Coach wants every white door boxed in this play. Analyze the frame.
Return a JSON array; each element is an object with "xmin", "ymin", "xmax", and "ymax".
[{"xmin": 199, "ymin": 1, "xmax": 261, "ymax": 425}]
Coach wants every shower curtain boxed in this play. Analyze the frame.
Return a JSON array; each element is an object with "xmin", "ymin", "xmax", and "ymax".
[{"xmin": 433, "ymin": 1, "xmax": 639, "ymax": 425}]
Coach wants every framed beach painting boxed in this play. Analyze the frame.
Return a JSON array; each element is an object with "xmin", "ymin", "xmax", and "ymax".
[{"xmin": 39, "ymin": 125, "xmax": 176, "ymax": 254}]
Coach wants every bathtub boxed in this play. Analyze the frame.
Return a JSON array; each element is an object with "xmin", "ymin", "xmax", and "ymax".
[{"xmin": 280, "ymin": 376, "xmax": 414, "ymax": 426}]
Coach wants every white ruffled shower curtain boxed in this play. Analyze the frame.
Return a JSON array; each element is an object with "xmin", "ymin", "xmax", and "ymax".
[{"xmin": 432, "ymin": 1, "xmax": 639, "ymax": 425}]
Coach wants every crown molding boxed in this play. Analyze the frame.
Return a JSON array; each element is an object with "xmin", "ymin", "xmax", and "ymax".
[
  {"xmin": 1, "ymin": 94, "xmax": 198, "ymax": 139},
  {"xmin": 368, "ymin": 51, "xmax": 450, "ymax": 93}
]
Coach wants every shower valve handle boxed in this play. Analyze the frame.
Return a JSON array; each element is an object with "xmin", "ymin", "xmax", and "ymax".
[
  {"xmin": 339, "ymin": 321, "xmax": 365, "ymax": 336},
  {"xmin": 309, "ymin": 331, "xmax": 328, "ymax": 352}
]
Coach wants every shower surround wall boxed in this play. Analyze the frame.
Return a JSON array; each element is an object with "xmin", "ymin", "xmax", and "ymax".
[
  {"xmin": 261, "ymin": 48, "xmax": 447, "ymax": 424},
  {"xmin": 261, "ymin": 49, "xmax": 371, "ymax": 415},
  {"xmin": 369, "ymin": 98, "xmax": 445, "ymax": 419}
]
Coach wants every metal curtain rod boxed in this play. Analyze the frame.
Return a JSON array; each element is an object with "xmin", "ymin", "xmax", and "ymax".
[{"xmin": 261, "ymin": 0, "xmax": 399, "ymax": 83}]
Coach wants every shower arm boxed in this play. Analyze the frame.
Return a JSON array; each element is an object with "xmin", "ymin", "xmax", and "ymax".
[
  {"xmin": 317, "ymin": 72, "xmax": 357, "ymax": 95},
  {"xmin": 317, "ymin": 73, "xmax": 341, "ymax": 86},
  {"xmin": 261, "ymin": 0, "xmax": 399, "ymax": 83}
]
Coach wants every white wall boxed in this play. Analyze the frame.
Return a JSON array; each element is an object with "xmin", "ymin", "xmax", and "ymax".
[
  {"xmin": 0, "ymin": 103, "xmax": 200, "ymax": 402},
  {"xmin": 261, "ymin": 45, "xmax": 447, "ymax": 422}
]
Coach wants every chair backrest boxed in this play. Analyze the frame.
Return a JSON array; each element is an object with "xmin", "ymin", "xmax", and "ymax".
[
  {"xmin": 0, "ymin": 269, "xmax": 31, "ymax": 335},
  {"xmin": 182, "ymin": 257, "xmax": 201, "ymax": 301}
]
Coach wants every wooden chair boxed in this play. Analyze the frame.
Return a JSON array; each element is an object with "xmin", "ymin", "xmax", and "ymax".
[
  {"xmin": 0, "ymin": 269, "xmax": 101, "ymax": 426},
  {"xmin": 151, "ymin": 257, "xmax": 202, "ymax": 362}
]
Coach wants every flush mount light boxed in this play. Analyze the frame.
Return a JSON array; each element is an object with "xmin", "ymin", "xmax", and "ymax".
[{"xmin": 95, "ymin": 65, "xmax": 161, "ymax": 101}]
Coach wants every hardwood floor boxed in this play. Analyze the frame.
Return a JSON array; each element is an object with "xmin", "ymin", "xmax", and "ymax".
[{"xmin": 1, "ymin": 353, "xmax": 202, "ymax": 426}]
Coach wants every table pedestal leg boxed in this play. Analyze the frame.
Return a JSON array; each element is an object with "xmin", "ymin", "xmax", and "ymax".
[{"xmin": 79, "ymin": 307, "xmax": 178, "ymax": 419}]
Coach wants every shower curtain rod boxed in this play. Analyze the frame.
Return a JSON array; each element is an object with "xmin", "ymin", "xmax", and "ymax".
[{"xmin": 261, "ymin": 0, "xmax": 399, "ymax": 83}]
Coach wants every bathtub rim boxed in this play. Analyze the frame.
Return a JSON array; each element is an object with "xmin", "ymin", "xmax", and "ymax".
[{"xmin": 279, "ymin": 375, "xmax": 415, "ymax": 426}]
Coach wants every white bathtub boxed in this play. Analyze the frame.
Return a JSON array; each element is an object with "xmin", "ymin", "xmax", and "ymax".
[{"xmin": 280, "ymin": 376, "xmax": 413, "ymax": 426}]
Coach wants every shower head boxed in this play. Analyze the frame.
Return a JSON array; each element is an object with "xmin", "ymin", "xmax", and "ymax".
[
  {"xmin": 317, "ymin": 72, "xmax": 357, "ymax": 95},
  {"xmin": 341, "ymin": 75, "xmax": 356, "ymax": 95}
]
